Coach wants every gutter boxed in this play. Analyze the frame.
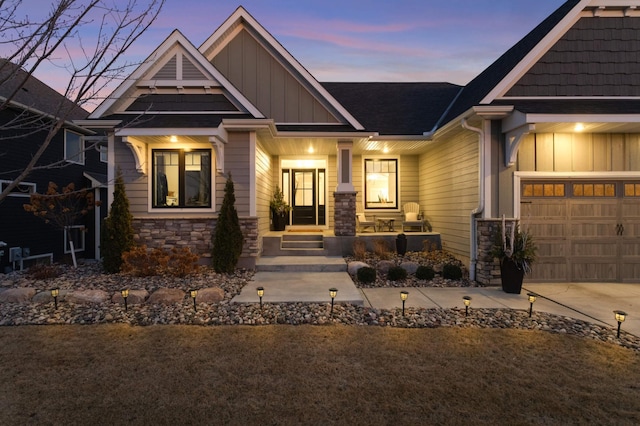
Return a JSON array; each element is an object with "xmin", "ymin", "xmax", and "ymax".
[{"xmin": 461, "ymin": 117, "xmax": 485, "ymax": 282}]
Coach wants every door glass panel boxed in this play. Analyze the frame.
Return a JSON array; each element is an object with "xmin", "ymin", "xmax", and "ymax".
[{"xmin": 294, "ymin": 172, "xmax": 314, "ymax": 206}]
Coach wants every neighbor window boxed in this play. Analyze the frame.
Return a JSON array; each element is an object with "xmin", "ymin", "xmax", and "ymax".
[
  {"xmin": 99, "ymin": 145, "xmax": 108, "ymax": 163},
  {"xmin": 64, "ymin": 130, "xmax": 84, "ymax": 164},
  {"xmin": 0, "ymin": 180, "xmax": 36, "ymax": 197},
  {"xmin": 364, "ymin": 158, "xmax": 398, "ymax": 209},
  {"xmin": 64, "ymin": 225, "xmax": 85, "ymax": 253},
  {"xmin": 152, "ymin": 149, "xmax": 211, "ymax": 208}
]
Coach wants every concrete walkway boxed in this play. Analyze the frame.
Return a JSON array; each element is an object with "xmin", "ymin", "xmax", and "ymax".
[{"xmin": 232, "ymin": 272, "xmax": 640, "ymax": 337}]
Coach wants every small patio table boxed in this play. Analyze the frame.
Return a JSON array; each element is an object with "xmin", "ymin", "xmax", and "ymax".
[{"xmin": 377, "ymin": 217, "xmax": 395, "ymax": 232}]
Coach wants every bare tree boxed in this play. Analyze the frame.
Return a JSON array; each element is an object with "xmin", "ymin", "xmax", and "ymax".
[{"xmin": 0, "ymin": 0, "xmax": 164, "ymax": 203}]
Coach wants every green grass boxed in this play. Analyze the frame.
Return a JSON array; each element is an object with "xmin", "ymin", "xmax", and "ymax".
[{"xmin": 0, "ymin": 325, "xmax": 638, "ymax": 425}]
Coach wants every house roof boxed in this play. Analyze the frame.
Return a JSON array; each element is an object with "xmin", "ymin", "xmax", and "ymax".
[
  {"xmin": 493, "ymin": 99, "xmax": 640, "ymax": 115},
  {"xmin": 322, "ymin": 82, "xmax": 461, "ymax": 136},
  {"xmin": 441, "ymin": 0, "xmax": 582, "ymax": 125},
  {"xmin": 0, "ymin": 59, "xmax": 88, "ymax": 120},
  {"xmin": 103, "ymin": 113, "xmax": 253, "ymax": 128}
]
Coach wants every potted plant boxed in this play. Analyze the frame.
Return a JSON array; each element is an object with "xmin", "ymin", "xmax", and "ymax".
[
  {"xmin": 270, "ymin": 185, "xmax": 291, "ymax": 231},
  {"xmin": 490, "ymin": 217, "xmax": 537, "ymax": 294}
]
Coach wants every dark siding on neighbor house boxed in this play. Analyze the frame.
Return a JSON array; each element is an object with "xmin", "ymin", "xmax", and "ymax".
[{"xmin": 507, "ymin": 17, "xmax": 640, "ymax": 97}]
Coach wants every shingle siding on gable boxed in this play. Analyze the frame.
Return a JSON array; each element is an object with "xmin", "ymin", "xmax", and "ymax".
[{"xmin": 507, "ymin": 17, "xmax": 640, "ymax": 97}]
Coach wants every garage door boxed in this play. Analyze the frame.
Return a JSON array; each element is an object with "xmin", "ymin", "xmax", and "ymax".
[{"xmin": 521, "ymin": 180, "xmax": 640, "ymax": 283}]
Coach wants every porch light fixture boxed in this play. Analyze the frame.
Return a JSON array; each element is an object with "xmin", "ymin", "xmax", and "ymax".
[
  {"xmin": 307, "ymin": 146, "xmax": 314, "ymax": 154},
  {"xmin": 527, "ymin": 292, "xmax": 537, "ymax": 317},
  {"xmin": 400, "ymin": 291, "xmax": 408, "ymax": 316},
  {"xmin": 190, "ymin": 289, "xmax": 198, "ymax": 312},
  {"xmin": 50, "ymin": 288, "xmax": 59, "ymax": 310},
  {"xmin": 170, "ymin": 135, "xmax": 178, "ymax": 143},
  {"xmin": 329, "ymin": 288, "xmax": 338, "ymax": 316},
  {"xmin": 463, "ymin": 296, "xmax": 472, "ymax": 317},
  {"xmin": 257, "ymin": 286, "xmax": 264, "ymax": 309},
  {"xmin": 614, "ymin": 310, "xmax": 627, "ymax": 338},
  {"xmin": 121, "ymin": 288, "xmax": 130, "ymax": 312},
  {"xmin": 574, "ymin": 123, "xmax": 585, "ymax": 132}
]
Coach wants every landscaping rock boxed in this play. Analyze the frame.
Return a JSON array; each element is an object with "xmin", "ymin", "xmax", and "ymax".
[
  {"xmin": 66, "ymin": 289, "xmax": 109, "ymax": 304},
  {"xmin": 111, "ymin": 289, "xmax": 149, "ymax": 305},
  {"xmin": 148, "ymin": 288, "xmax": 185, "ymax": 304},
  {"xmin": 0, "ymin": 287, "xmax": 36, "ymax": 303},
  {"xmin": 347, "ymin": 261, "xmax": 370, "ymax": 275},
  {"xmin": 196, "ymin": 287, "xmax": 225, "ymax": 303},
  {"xmin": 400, "ymin": 261, "xmax": 419, "ymax": 275}
]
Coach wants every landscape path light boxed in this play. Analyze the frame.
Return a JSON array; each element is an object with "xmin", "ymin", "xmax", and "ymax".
[
  {"xmin": 257, "ymin": 287, "xmax": 264, "ymax": 309},
  {"xmin": 190, "ymin": 289, "xmax": 198, "ymax": 312},
  {"xmin": 50, "ymin": 288, "xmax": 59, "ymax": 310},
  {"xmin": 400, "ymin": 291, "xmax": 409, "ymax": 316},
  {"xmin": 329, "ymin": 288, "xmax": 338, "ymax": 316},
  {"xmin": 527, "ymin": 292, "xmax": 537, "ymax": 318},
  {"xmin": 614, "ymin": 310, "xmax": 627, "ymax": 338},
  {"xmin": 121, "ymin": 288, "xmax": 130, "ymax": 312},
  {"xmin": 463, "ymin": 296, "xmax": 472, "ymax": 317}
]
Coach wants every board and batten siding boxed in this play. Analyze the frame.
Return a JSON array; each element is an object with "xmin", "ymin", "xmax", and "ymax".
[
  {"xmin": 211, "ymin": 29, "xmax": 338, "ymax": 124},
  {"xmin": 518, "ymin": 133, "xmax": 640, "ymax": 172},
  {"xmin": 419, "ymin": 131, "xmax": 479, "ymax": 263},
  {"xmin": 327, "ymin": 155, "xmax": 337, "ymax": 229},
  {"xmin": 221, "ymin": 131, "xmax": 252, "ymax": 217},
  {"xmin": 255, "ymin": 139, "xmax": 273, "ymax": 235}
]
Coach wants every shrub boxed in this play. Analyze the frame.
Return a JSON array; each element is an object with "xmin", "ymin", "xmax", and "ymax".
[
  {"xmin": 212, "ymin": 174, "xmax": 244, "ymax": 273},
  {"xmin": 387, "ymin": 265, "xmax": 408, "ymax": 282},
  {"xmin": 422, "ymin": 240, "xmax": 439, "ymax": 253},
  {"xmin": 101, "ymin": 169, "xmax": 134, "ymax": 273},
  {"xmin": 443, "ymin": 263, "xmax": 463, "ymax": 280},
  {"xmin": 167, "ymin": 247, "xmax": 200, "ymax": 277},
  {"xmin": 373, "ymin": 239, "xmax": 390, "ymax": 259},
  {"xmin": 352, "ymin": 238, "xmax": 367, "ymax": 260},
  {"xmin": 121, "ymin": 245, "xmax": 168, "ymax": 277},
  {"xmin": 357, "ymin": 266, "xmax": 376, "ymax": 283},
  {"xmin": 26, "ymin": 264, "xmax": 62, "ymax": 280},
  {"xmin": 415, "ymin": 265, "xmax": 435, "ymax": 281}
]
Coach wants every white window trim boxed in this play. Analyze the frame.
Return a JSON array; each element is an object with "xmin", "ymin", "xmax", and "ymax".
[
  {"xmin": 64, "ymin": 129, "xmax": 85, "ymax": 165},
  {"xmin": 99, "ymin": 145, "xmax": 108, "ymax": 163},
  {"xmin": 0, "ymin": 179, "xmax": 36, "ymax": 197},
  {"xmin": 64, "ymin": 225, "xmax": 86, "ymax": 254},
  {"xmin": 362, "ymin": 156, "xmax": 401, "ymax": 212}
]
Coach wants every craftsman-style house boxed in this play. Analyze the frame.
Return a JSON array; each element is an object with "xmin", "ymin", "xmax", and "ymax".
[{"xmin": 88, "ymin": 0, "xmax": 640, "ymax": 283}]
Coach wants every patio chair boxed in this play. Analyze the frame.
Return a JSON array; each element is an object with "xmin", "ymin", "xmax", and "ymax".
[
  {"xmin": 402, "ymin": 202, "xmax": 424, "ymax": 232},
  {"xmin": 356, "ymin": 211, "xmax": 377, "ymax": 233}
]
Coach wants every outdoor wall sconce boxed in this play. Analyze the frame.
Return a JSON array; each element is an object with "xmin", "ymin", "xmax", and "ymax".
[
  {"xmin": 121, "ymin": 288, "xmax": 129, "ymax": 312},
  {"xmin": 527, "ymin": 292, "xmax": 537, "ymax": 317},
  {"xmin": 463, "ymin": 296, "xmax": 472, "ymax": 317},
  {"xmin": 614, "ymin": 310, "xmax": 627, "ymax": 338},
  {"xmin": 400, "ymin": 291, "xmax": 409, "ymax": 316},
  {"xmin": 50, "ymin": 288, "xmax": 59, "ymax": 310},
  {"xmin": 257, "ymin": 286, "xmax": 264, "ymax": 309},
  {"xmin": 190, "ymin": 289, "xmax": 198, "ymax": 312},
  {"xmin": 329, "ymin": 288, "xmax": 338, "ymax": 316}
]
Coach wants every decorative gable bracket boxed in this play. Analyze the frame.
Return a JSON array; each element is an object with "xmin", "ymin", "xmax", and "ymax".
[
  {"xmin": 209, "ymin": 136, "xmax": 226, "ymax": 174},
  {"xmin": 122, "ymin": 137, "xmax": 147, "ymax": 175},
  {"xmin": 505, "ymin": 124, "xmax": 535, "ymax": 167}
]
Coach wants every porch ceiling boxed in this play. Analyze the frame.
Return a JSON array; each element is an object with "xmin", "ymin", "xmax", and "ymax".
[{"xmin": 532, "ymin": 121, "xmax": 640, "ymax": 134}]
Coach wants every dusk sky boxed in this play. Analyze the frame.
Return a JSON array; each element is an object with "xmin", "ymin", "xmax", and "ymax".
[{"xmin": 6, "ymin": 0, "xmax": 568, "ymax": 106}]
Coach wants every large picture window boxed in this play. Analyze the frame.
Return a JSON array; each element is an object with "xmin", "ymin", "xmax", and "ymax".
[
  {"xmin": 364, "ymin": 158, "xmax": 398, "ymax": 209},
  {"xmin": 152, "ymin": 149, "xmax": 211, "ymax": 208}
]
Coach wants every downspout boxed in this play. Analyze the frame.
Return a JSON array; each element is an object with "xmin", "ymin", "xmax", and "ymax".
[{"xmin": 461, "ymin": 118, "xmax": 485, "ymax": 282}]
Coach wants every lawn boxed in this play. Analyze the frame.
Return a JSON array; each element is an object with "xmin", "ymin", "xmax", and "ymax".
[{"xmin": 0, "ymin": 325, "xmax": 639, "ymax": 425}]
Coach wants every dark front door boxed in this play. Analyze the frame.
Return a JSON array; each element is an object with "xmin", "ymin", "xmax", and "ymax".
[{"xmin": 291, "ymin": 170, "xmax": 316, "ymax": 225}]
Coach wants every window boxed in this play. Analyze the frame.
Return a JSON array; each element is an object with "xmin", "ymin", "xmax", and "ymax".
[
  {"xmin": 64, "ymin": 130, "xmax": 84, "ymax": 164},
  {"xmin": 0, "ymin": 180, "xmax": 36, "ymax": 197},
  {"xmin": 152, "ymin": 149, "xmax": 211, "ymax": 208},
  {"xmin": 64, "ymin": 226, "xmax": 85, "ymax": 253},
  {"xmin": 99, "ymin": 145, "xmax": 108, "ymax": 163},
  {"xmin": 364, "ymin": 158, "xmax": 398, "ymax": 209}
]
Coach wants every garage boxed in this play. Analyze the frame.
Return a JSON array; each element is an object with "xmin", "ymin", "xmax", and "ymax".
[{"xmin": 520, "ymin": 180, "xmax": 640, "ymax": 283}]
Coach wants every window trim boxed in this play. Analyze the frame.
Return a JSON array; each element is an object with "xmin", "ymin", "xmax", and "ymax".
[
  {"xmin": 64, "ymin": 129, "xmax": 85, "ymax": 165},
  {"xmin": 362, "ymin": 157, "xmax": 400, "ymax": 211},
  {"xmin": 99, "ymin": 145, "xmax": 108, "ymax": 163},
  {"xmin": 64, "ymin": 225, "xmax": 86, "ymax": 254},
  {"xmin": 0, "ymin": 180, "xmax": 36, "ymax": 197}
]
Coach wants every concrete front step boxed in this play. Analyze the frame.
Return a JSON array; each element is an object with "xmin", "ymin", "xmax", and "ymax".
[
  {"xmin": 256, "ymin": 256, "xmax": 347, "ymax": 272},
  {"xmin": 281, "ymin": 241, "xmax": 324, "ymax": 249}
]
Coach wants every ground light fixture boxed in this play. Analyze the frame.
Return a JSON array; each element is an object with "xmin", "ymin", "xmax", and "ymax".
[
  {"xmin": 50, "ymin": 287, "xmax": 59, "ymax": 310},
  {"xmin": 463, "ymin": 296, "xmax": 472, "ymax": 317},
  {"xmin": 329, "ymin": 288, "xmax": 338, "ymax": 316},
  {"xmin": 400, "ymin": 291, "xmax": 409, "ymax": 316},
  {"xmin": 257, "ymin": 286, "xmax": 264, "ymax": 309},
  {"xmin": 614, "ymin": 310, "xmax": 627, "ymax": 338},
  {"xmin": 190, "ymin": 289, "xmax": 198, "ymax": 312},
  {"xmin": 121, "ymin": 288, "xmax": 130, "ymax": 312},
  {"xmin": 527, "ymin": 292, "xmax": 537, "ymax": 317}
]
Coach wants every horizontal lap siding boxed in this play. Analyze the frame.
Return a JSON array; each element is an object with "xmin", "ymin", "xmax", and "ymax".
[
  {"xmin": 420, "ymin": 132, "xmax": 478, "ymax": 263},
  {"xmin": 401, "ymin": 155, "xmax": 419, "ymax": 205},
  {"xmin": 328, "ymin": 155, "xmax": 336, "ymax": 229},
  {"xmin": 255, "ymin": 139, "xmax": 273, "ymax": 235},
  {"xmin": 115, "ymin": 139, "xmax": 148, "ymax": 216},
  {"xmin": 223, "ymin": 132, "xmax": 251, "ymax": 217}
]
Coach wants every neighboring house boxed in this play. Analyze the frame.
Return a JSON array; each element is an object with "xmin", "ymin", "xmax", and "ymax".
[
  {"xmin": 88, "ymin": 0, "xmax": 640, "ymax": 283},
  {"xmin": 0, "ymin": 60, "xmax": 107, "ymax": 271}
]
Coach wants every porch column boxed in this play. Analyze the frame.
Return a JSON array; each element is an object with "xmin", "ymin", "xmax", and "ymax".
[{"xmin": 334, "ymin": 141, "xmax": 356, "ymax": 236}]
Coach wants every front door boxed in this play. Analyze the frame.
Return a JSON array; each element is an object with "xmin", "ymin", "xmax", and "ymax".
[{"xmin": 292, "ymin": 170, "xmax": 315, "ymax": 225}]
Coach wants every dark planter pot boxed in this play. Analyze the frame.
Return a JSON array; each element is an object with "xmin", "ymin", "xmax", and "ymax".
[
  {"xmin": 271, "ymin": 210, "xmax": 289, "ymax": 231},
  {"xmin": 500, "ymin": 258, "xmax": 525, "ymax": 294},
  {"xmin": 396, "ymin": 234, "xmax": 407, "ymax": 256}
]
